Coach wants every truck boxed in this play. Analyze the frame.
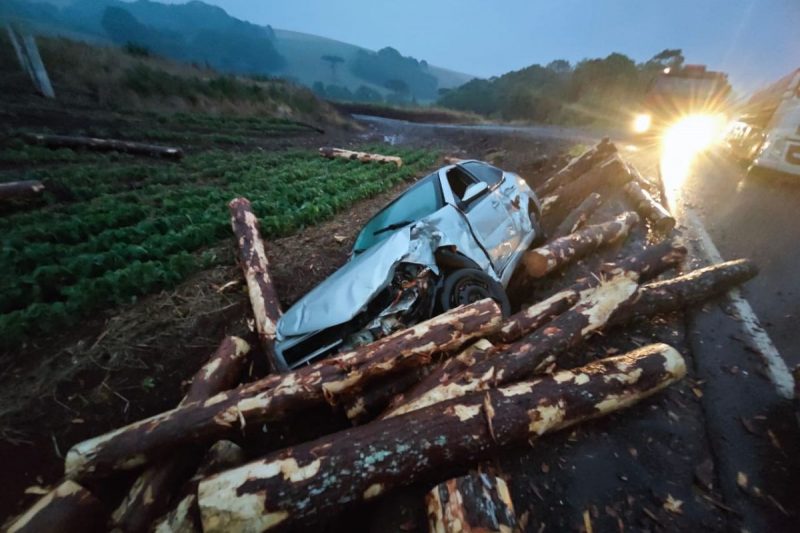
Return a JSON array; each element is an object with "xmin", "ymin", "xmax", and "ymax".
[
  {"xmin": 632, "ymin": 64, "xmax": 732, "ymax": 136},
  {"xmin": 724, "ymin": 68, "xmax": 800, "ymax": 177}
]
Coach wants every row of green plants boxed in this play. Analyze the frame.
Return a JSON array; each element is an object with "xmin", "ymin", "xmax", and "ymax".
[{"xmin": 0, "ymin": 146, "xmax": 437, "ymax": 348}]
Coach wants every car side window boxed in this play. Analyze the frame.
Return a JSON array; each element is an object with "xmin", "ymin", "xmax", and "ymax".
[
  {"xmin": 461, "ymin": 161, "xmax": 503, "ymax": 186},
  {"xmin": 446, "ymin": 167, "xmax": 477, "ymax": 200}
]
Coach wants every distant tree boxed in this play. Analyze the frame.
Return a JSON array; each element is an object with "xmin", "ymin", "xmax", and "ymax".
[
  {"xmin": 324, "ymin": 84, "xmax": 354, "ymax": 101},
  {"xmin": 312, "ymin": 81, "xmax": 326, "ymax": 97},
  {"xmin": 438, "ymin": 87, "xmax": 451, "ymax": 96},
  {"xmin": 351, "ymin": 47, "xmax": 438, "ymax": 100},
  {"xmin": 321, "ymin": 54, "xmax": 345, "ymax": 81},
  {"xmin": 354, "ymin": 85, "xmax": 383, "ymax": 103},
  {"xmin": 650, "ymin": 49, "xmax": 684, "ymax": 69},
  {"xmin": 546, "ymin": 59, "xmax": 571, "ymax": 75},
  {"xmin": 384, "ymin": 78, "xmax": 410, "ymax": 102}
]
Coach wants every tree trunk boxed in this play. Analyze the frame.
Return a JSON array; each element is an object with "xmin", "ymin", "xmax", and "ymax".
[
  {"xmin": 23, "ymin": 133, "xmax": 183, "ymax": 159},
  {"xmin": 541, "ymin": 155, "xmax": 632, "ymax": 231},
  {"xmin": 623, "ymin": 180, "xmax": 675, "ymax": 234},
  {"xmin": 110, "ymin": 337, "xmax": 251, "ymax": 533},
  {"xmin": 5, "ymin": 480, "xmax": 106, "ymax": 533},
  {"xmin": 523, "ymin": 211, "xmax": 640, "ymax": 278},
  {"xmin": 609, "ymin": 259, "xmax": 758, "ymax": 326},
  {"xmin": 197, "ymin": 344, "xmax": 686, "ymax": 533},
  {"xmin": 550, "ymin": 192, "xmax": 602, "ymax": 240},
  {"xmin": 426, "ymin": 472, "xmax": 516, "ymax": 533},
  {"xmin": 151, "ymin": 441, "xmax": 245, "ymax": 533},
  {"xmin": 387, "ymin": 239, "xmax": 687, "ymax": 418},
  {"xmin": 64, "ymin": 299, "xmax": 502, "ymax": 480},
  {"xmin": 384, "ymin": 273, "xmax": 640, "ymax": 418},
  {"xmin": 0, "ymin": 180, "xmax": 45, "ymax": 201},
  {"xmin": 535, "ymin": 138, "xmax": 617, "ymax": 196},
  {"xmin": 228, "ymin": 197, "xmax": 284, "ymax": 373},
  {"xmin": 341, "ymin": 364, "xmax": 434, "ymax": 424},
  {"xmin": 319, "ymin": 147, "xmax": 403, "ymax": 167}
]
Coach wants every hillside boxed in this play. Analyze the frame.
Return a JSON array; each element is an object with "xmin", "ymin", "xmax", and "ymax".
[{"xmin": 0, "ymin": 0, "xmax": 475, "ymax": 103}]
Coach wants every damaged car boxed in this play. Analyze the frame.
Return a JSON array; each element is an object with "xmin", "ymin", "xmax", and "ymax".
[{"xmin": 273, "ymin": 160, "xmax": 544, "ymax": 371}]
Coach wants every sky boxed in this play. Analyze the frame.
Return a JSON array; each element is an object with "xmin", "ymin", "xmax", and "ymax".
[{"xmin": 158, "ymin": 0, "xmax": 800, "ymax": 95}]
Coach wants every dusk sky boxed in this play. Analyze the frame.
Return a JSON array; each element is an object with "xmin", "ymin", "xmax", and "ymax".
[{"xmin": 160, "ymin": 0, "xmax": 799, "ymax": 95}]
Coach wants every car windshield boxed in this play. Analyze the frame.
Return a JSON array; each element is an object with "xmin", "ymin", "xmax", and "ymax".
[
  {"xmin": 460, "ymin": 161, "xmax": 504, "ymax": 186},
  {"xmin": 353, "ymin": 173, "xmax": 441, "ymax": 253}
]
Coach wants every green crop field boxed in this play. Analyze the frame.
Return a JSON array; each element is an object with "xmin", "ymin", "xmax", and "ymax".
[{"xmin": 0, "ymin": 142, "xmax": 437, "ymax": 349}]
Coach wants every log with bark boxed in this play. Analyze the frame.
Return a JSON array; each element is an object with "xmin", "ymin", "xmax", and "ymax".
[
  {"xmin": 623, "ymin": 180, "xmax": 675, "ymax": 234},
  {"xmin": 549, "ymin": 192, "xmax": 602, "ymax": 240},
  {"xmin": 541, "ymin": 155, "xmax": 632, "ymax": 230},
  {"xmin": 426, "ymin": 472, "xmax": 516, "ymax": 533},
  {"xmin": 23, "ymin": 133, "xmax": 183, "ymax": 159},
  {"xmin": 535, "ymin": 138, "xmax": 617, "ymax": 197},
  {"xmin": 5, "ymin": 480, "xmax": 106, "ymax": 533},
  {"xmin": 523, "ymin": 211, "xmax": 640, "ymax": 278},
  {"xmin": 0, "ymin": 180, "xmax": 45, "ymax": 201},
  {"xmin": 64, "ymin": 299, "xmax": 502, "ymax": 480},
  {"xmin": 228, "ymin": 197, "xmax": 284, "ymax": 373},
  {"xmin": 196, "ymin": 344, "xmax": 686, "ymax": 532},
  {"xmin": 110, "ymin": 337, "xmax": 251, "ymax": 533},
  {"xmin": 319, "ymin": 147, "xmax": 403, "ymax": 167},
  {"xmin": 341, "ymin": 364, "xmax": 434, "ymax": 425},
  {"xmin": 151, "ymin": 441, "xmax": 245, "ymax": 533}
]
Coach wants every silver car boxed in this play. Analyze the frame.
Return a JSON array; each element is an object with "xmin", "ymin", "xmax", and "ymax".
[{"xmin": 273, "ymin": 160, "xmax": 544, "ymax": 370}]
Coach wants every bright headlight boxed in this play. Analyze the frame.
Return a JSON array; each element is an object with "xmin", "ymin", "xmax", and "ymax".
[
  {"xmin": 633, "ymin": 113, "xmax": 652, "ymax": 133},
  {"xmin": 662, "ymin": 114, "xmax": 726, "ymax": 153}
]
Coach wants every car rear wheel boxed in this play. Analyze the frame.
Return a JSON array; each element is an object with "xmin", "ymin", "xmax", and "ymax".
[{"xmin": 439, "ymin": 268, "xmax": 511, "ymax": 316}]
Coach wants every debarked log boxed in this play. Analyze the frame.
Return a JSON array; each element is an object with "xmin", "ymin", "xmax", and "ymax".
[
  {"xmin": 319, "ymin": 147, "xmax": 403, "ymax": 167},
  {"xmin": 0, "ymin": 180, "xmax": 45, "ymax": 201},
  {"xmin": 196, "ymin": 344, "xmax": 686, "ymax": 533},
  {"xmin": 6, "ymin": 480, "xmax": 106, "ymax": 533},
  {"xmin": 23, "ymin": 133, "xmax": 183, "ymax": 159},
  {"xmin": 536, "ymin": 138, "xmax": 617, "ymax": 197},
  {"xmin": 64, "ymin": 299, "xmax": 502, "ymax": 480},
  {"xmin": 623, "ymin": 180, "xmax": 675, "ymax": 234},
  {"xmin": 426, "ymin": 472, "xmax": 516, "ymax": 533},
  {"xmin": 229, "ymin": 197, "xmax": 284, "ymax": 372},
  {"xmin": 523, "ymin": 211, "xmax": 640, "ymax": 278},
  {"xmin": 550, "ymin": 192, "xmax": 603, "ymax": 240},
  {"xmin": 110, "ymin": 337, "xmax": 251, "ymax": 533},
  {"xmin": 541, "ymin": 155, "xmax": 632, "ymax": 230},
  {"xmin": 385, "ymin": 272, "xmax": 640, "ymax": 418}
]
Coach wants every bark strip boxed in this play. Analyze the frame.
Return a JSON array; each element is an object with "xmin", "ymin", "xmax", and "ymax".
[
  {"xmin": 6, "ymin": 480, "xmax": 106, "ymax": 533},
  {"xmin": 64, "ymin": 300, "xmax": 502, "ymax": 480},
  {"xmin": 0, "ymin": 180, "xmax": 45, "ymax": 201},
  {"xmin": 536, "ymin": 138, "xmax": 617, "ymax": 197},
  {"xmin": 623, "ymin": 180, "xmax": 675, "ymax": 234},
  {"xmin": 110, "ymin": 337, "xmax": 251, "ymax": 533},
  {"xmin": 550, "ymin": 192, "xmax": 602, "ymax": 240},
  {"xmin": 197, "ymin": 344, "xmax": 686, "ymax": 533},
  {"xmin": 523, "ymin": 211, "xmax": 640, "ymax": 278},
  {"xmin": 229, "ymin": 197, "xmax": 284, "ymax": 373},
  {"xmin": 319, "ymin": 147, "xmax": 403, "ymax": 167},
  {"xmin": 426, "ymin": 472, "xmax": 516, "ymax": 533},
  {"xmin": 22, "ymin": 133, "xmax": 183, "ymax": 159}
]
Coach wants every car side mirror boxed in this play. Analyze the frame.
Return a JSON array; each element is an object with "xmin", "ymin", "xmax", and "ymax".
[{"xmin": 461, "ymin": 182, "xmax": 488, "ymax": 204}]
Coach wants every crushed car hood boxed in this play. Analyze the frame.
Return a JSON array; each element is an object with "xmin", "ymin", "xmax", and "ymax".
[{"xmin": 276, "ymin": 204, "xmax": 494, "ymax": 340}]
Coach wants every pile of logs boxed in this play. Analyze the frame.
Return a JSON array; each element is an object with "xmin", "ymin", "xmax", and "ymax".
[
  {"xmin": 7, "ymin": 140, "xmax": 759, "ymax": 533},
  {"xmin": 319, "ymin": 146, "xmax": 403, "ymax": 167}
]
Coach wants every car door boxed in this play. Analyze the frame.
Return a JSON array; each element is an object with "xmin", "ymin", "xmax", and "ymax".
[{"xmin": 443, "ymin": 164, "xmax": 520, "ymax": 272}]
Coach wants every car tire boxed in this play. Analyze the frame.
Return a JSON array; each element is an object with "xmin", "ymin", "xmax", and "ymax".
[{"xmin": 439, "ymin": 268, "xmax": 511, "ymax": 316}]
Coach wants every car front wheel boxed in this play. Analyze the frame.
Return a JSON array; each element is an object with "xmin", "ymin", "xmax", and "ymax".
[{"xmin": 439, "ymin": 268, "xmax": 511, "ymax": 316}]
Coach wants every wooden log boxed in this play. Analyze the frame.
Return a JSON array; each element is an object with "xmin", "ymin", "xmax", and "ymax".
[
  {"xmin": 550, "ymin": 192, "xmax": 602, "ymax": 240},
  {"xmin": 523, "ymin": 211, "xmax": 640, "ymax": 279},
  {"xmin": 623, "ymin": 180, "xmax": 676, "ymax": 234},
  {"xmin": 110, "ymin": 337, "xmax": 251, "ymax": 533},
  {"xmin": 387, "ymin": 239, "xmax": 687, "ymax": 417},
  {"xmin": 197, "ymin": 344, "xmax": 686, "ymax": 533},
  {"xmin": 152, "ymin": 441, "xmax": 245, "ymax": 533},
  {"xmin": 64, "ymin": 300, "xmax": 502, "ymax": 480},
  {"xmin": 385, "ymin": 273, "xmax": 640, "ymax": 418},
  {"xmin": 319, "ymin": 146, "xmax": 403, "ymax": 167},
  {"xmin": 541, "ymin": 155, "xmax": 632, "ymax": 230},
  {"xmin": 22, "ymin": 133, "xmax": 183, "ymax": 159},
  {"xmin": 0, "ymin": 180, "xmax": 45, "ymax": 201},
  {"xmin": 609, "ymin": 258, "xmax": 758, "ymax": 326},
  {"xmin": 341, "ymin": 364, "xmax": 434, "ymax": 424},
  {"xmin": 535, "ymin": 138, "xmax": 617, "ymax": 196},
  {"xmin": 5, "ymin": 480, "xmax": 106, "ymax": 533},
  {"xmin": 228, "ymin": 197, "xmax": 284, "ymax": 373},
  {"xmin": 426, "ymin": 472, "xmax": 516, "ymax": 533}
]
